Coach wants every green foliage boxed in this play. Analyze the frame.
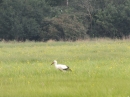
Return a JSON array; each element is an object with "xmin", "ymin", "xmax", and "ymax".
[
  {"xmin": 45, "ymin": 0, "xmax": 66, "ymax": 6},
  {"xmin": 41, "ymin": 14, "xmax": 87, "ymax": 41},
  {"xmin": 0, "ymin": 0, "xmax": 50, "ymax": 41},
  {"xmin": 0, "ymin": 0, "xmax": 130, "ymax": 41},
  {"xmin": 89, "ymin": 0, "xmax": 130, "ymax": 38},
  {"xmin": 0, "ymin": 0, "xmax": 2, "ymax": 4}
]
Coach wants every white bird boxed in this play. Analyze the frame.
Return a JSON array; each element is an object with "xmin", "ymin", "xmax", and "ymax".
[{"xmin": 51, "ymin": 60, "xmax": 72, "ymax": 71}]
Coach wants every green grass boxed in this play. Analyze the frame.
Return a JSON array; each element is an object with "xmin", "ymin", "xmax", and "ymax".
[{"xmin": 0, "ymin": 40, "xmax": 130, "ymax": 97}]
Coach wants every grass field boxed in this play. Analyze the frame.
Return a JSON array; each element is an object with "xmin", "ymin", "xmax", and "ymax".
[{"xmin": 0, "ymin": 39, "xmax": 130, "ymax": 97}]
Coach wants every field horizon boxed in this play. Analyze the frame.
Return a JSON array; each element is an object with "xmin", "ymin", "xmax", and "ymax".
[{"xmin": 0, "ymin": 39, "xmax": 130, "ymax": 97}]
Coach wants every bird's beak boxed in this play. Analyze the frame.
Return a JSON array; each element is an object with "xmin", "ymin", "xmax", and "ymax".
[{"xmin": 51, "ymin": 62, "xmax": 54, "ymax": 65}]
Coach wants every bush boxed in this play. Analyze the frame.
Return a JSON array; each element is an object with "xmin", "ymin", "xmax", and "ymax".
[{"xmin": 41, "ymin": 14, "xmax": 87, "ymax": 41}]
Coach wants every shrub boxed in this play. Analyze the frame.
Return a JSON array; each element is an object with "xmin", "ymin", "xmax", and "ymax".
[{"xmin": 41, "ymin": 14, "xmax": 87, "ymax": 41}]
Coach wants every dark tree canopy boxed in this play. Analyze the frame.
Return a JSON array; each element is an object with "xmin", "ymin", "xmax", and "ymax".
[{"xmin": 0, "ymin": 0, "xmax": 130, "ymax": 41}]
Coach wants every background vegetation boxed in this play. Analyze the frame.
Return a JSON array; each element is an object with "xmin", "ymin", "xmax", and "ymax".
[
  {"xmin": 0, "ymin": 40, "xmax": 130, "ymax": 97},
  {"xmin": 0, "ymin": 0, "xmax": 130, "ymax": 41}
]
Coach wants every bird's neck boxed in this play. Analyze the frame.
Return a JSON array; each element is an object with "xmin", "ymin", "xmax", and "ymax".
[{"xmin": 54, "ymin": 63, "xmax": 57, "ymax": 66}]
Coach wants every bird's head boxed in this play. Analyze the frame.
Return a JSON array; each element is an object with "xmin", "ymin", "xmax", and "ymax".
[{"xmin": 51, "ymin": 60, "xmax": 57, "ymax": 65}]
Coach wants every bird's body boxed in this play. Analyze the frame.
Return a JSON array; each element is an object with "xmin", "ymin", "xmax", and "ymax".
[{"xmin": 51, "ymin": 60, "xmax": 72, "ymax": 71}]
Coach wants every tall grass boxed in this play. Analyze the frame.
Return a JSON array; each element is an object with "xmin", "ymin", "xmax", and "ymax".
[{"xmin": 0, "ymin": 40, "xmax": 130, "ymax": 97}]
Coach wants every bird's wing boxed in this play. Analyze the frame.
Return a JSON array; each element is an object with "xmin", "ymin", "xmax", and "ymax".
[{"xmin": 57, "ymin": 64, "xmax": 68, "ymax": 69}]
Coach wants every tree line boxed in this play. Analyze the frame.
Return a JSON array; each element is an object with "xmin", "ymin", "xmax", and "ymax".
[{"xmin": 0, "ymin": 0, "xmax": 130, "ymax": 41}]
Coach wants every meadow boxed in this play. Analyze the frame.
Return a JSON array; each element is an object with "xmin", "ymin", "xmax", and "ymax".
[{"xmin": 0, "ymin": 39, "xmax": 130, "ymax": 97}]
